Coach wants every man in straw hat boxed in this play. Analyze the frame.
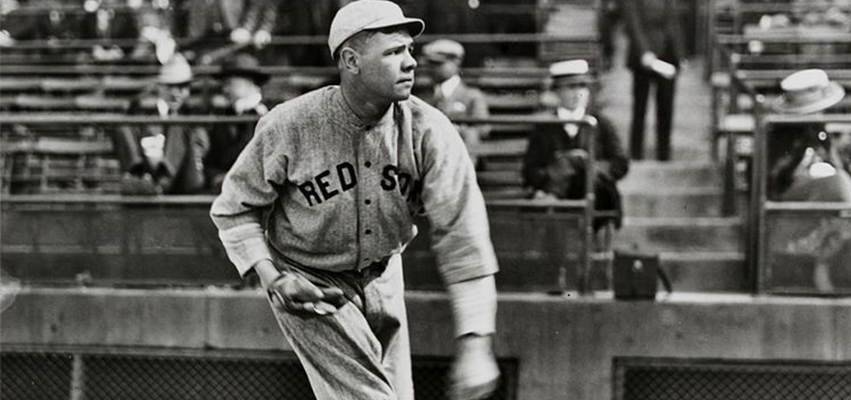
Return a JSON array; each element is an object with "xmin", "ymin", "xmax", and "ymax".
[
  {"xmin": 210, "ymin": 2, "xmax": 500, "ymax": 399},
  {"xmin": 523, "ymin": 59, "xmax": 629, "ymax": 231},
  {"xmin": 768, "ymin": 68, "xmax": 851, "ymax": 202},
  {"xmin": 116, "ymin": 53, "xmax": 209, "ymax": 195},
  {"xmin": 205, "ymin": 52, "xmax": 270, "ymax": 193},
  {"xmin": 419, "ymin": 39, "xmax": 490, "ymax": 168}
]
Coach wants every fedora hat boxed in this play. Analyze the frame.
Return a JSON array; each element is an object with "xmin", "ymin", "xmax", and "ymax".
[
  {"xmin": 217, "ymin": 53, "xmax": 270, "ymax": 85},
  {"xmin": 549, "ymin": 59, "xmax": 594, "ymax": 86},
  {"xmin": 774, "ymin": 69, "xmax": 845, "ymax": 114},
  {"xmin": 158, "ymin": 53, "xmax": 193, "ymax": 85}
]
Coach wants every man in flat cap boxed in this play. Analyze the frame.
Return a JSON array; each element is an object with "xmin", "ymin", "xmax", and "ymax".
[
  {"xmin": 420, "ymin": 39, "xmax": 490, "ymax": 168},
  {"xmin": 210, "ymin": 1, "xmax": 500, "ymax": 399},
  {"xmin": 523, "ymin": 59, "xmax": 629, "ymax": 231}
]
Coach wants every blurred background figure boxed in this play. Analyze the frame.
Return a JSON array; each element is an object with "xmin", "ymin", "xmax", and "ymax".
[
  {"xmin": 115, "ymin": 53, "xmax": 209, "ymax": 195},
  {"xmin": 522, "ymin": 59, "xmax": 629, "ymax": 232},
  {"xmin": 204, "ymin": 52, "xmax": 269, "ymax": 193},
  {"xmin": 622, "ymin": 0, "xmax": 686, "ymax": 161},
  {"xmin": 597, "ymin": 0, "xmax": 621, "ymax": 72},
  {"xmin": 419, "ymin": 39, "xmax": 490, "ymax": 169},
  {"xmin": 184, "ymin": 0, "xmax": 279, "ymax": 58},
  {"xmin": 768, "ymin": 69, "xmax": 851, "ymax": 202}
]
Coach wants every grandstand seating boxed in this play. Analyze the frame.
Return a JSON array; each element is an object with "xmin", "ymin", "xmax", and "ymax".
[{"xmin": 0, "ymin": 113, "xmax": 609, "ymax": 293}]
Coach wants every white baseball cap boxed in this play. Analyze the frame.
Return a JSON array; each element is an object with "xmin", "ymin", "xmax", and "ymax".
[{"xmin": 328, "ymin": 0, "xmax": 425, "ymax": 57}]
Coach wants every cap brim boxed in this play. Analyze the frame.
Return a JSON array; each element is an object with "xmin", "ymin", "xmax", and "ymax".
[
  {"xmin": 774, "ymin": 82, "xmax": 845, "ymax": 114},
  {"xmin": 364, "ymin": 17, "xmax": 424, "ymax": 38}
]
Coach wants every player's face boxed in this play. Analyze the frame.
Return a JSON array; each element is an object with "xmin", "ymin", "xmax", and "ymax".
[{"xmin": 357, "ymin": 30, "xmax": 417, "ymax": 102}]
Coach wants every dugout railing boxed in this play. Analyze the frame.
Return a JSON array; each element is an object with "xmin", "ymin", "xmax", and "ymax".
[
  {"xmin": 0, "ymin": 113, "xmax": 611, "ymax": 294},
  {"xmin": 750, "ymin": 112, "xmax": 851, "ymax": 296}
]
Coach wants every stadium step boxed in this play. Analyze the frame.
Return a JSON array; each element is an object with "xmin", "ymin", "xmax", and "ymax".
[
  {"xmin": 620, "ymin": 161, "xmax": 725, "ymax": 218},
  {"xmin": 619, "ymin": 161, "xmax": 723, "ymax": 191},
  {"xmin": 616, "ymin": 217, "xmax": 743, "ymax": 254},
  {"xmin": 622, "ymin": 187, "xmax": 724, "ymax": 218}
]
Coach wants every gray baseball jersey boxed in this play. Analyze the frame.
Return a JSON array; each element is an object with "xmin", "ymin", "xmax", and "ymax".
[{"xmin": 210, "ymin": 85, "xmax": 498, "ymax": 285}]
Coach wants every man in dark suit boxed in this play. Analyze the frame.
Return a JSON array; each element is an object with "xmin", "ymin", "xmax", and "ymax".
[
  {"xmin": 522, "ymin": 59, "xmax": 630, "ymax": 230},
  {"xmin": 622, "ymin": 0, "xmax": 686, "ymax": 161},
  {"xmin": 419, "ymin": 39, "xmax": 490, "ymax": 168}
]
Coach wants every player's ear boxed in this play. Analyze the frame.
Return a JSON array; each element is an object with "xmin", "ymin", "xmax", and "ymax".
[{"xmin": 339, "ymin": 47, "xmax": 360, "ymax": 74}]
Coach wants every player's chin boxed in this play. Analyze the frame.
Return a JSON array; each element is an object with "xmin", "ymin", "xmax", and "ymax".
[{"xmin": 392, "ymin": 87, "xmax": 413, "ymax": 100}]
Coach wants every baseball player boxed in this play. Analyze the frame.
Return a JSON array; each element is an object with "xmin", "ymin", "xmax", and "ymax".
[{"xmin": 210, "ymin": 1, "xmax": 500, "ymax": 399}]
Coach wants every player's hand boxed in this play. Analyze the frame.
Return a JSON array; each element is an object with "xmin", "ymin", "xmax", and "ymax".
[
  {"xmin": 267, "ymin": 273, "xmax": 346, "ymax": 316},
  {"xmin": 448, "ymin": 334, "xmax": 500, "ymax": 400}
]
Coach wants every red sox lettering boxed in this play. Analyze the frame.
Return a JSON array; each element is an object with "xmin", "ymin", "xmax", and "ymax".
[{"xmin": 296, "ymin": 162, "xmax": 422, "ymax": 207}]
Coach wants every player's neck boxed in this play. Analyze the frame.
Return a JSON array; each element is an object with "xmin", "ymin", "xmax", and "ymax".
[{"xmin": 340, "ymin": 83, "xmax": 391, "ymax": 124}]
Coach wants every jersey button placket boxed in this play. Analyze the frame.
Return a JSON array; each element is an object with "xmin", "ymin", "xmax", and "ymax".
[{"xmin": 359, "ymin": 129, "xmax": 377, "ymax": 269}]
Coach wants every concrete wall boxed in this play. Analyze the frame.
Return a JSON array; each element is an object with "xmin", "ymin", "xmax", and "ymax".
[{"xmin": 1, "ymin": 287, "xmax": 850, "ymax": 400}]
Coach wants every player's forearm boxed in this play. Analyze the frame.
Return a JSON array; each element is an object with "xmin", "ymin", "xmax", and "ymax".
[
  {"xmin": 217, "ymin": 222, "xmax": 273, "ymax": 277},
  {"xmin": 446, "ymin": 275, "xmax": 497, "ymax": 337}
]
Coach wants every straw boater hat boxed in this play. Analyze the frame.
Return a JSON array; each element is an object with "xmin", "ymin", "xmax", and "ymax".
[
  {"xmin": 217, "ymin": 53, "xmax": 270, "ymax": 85},
  {"xmin": 157, "ymin": 53, "xmax": 193, "ymax": 85},
  {"xmin": 774, "ymin": 69, "xmax": 845, "ymax": 114},
  {"xmin": 422, "ymin": 39, "xmax": 465, "ymax": 64},
  {"xmin": 549, "ymin": 59, "xmax": 594, "ymax": 86},
  {"xmin": 328, "ymin": 0, "xmax": 425, "ymax": 57}
]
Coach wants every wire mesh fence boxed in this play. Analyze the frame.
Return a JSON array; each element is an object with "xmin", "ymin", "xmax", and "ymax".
[
  {"xmin": 615, "ymin": 357, "xmax": 851, "ymax": 400},
  {"xmin": 1, "ymin": 348, "xmax": 516, "ymax": 400}
]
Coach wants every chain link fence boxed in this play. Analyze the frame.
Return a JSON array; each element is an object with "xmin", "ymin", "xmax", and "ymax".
[
  {"xmin": 615, "ymin": 357, "xmax": 851, "ymax": 400},
  {"xmin": 1, "ymin": 348, "xmax": 516, "ymax": 400}
]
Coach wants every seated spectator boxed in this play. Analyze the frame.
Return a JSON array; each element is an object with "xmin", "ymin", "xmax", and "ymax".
[
  {"xmin": 185, "ymin": 0, "xmax": 278, "ymax": 55},
  {"xmin": 768, "ymin": 69, "xmax": 851, "ymax": 202},
  {"xmin": 522, "ymin": 59, "xmax": 630, "ymax": 231},
  {"xmin": 204, "ymin": 52, "xmax": 269, "ymax": 193},
  {"xmin": 419, "ymin": 39, "xmax": 490, "ymax": 168},
  {"xmin": 115, "ymin": 53, "xmax": 209, "ymax": 195}
]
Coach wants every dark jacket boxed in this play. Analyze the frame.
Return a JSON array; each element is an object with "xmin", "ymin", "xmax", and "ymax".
[
  {"xmin": 204, "ymin": 102, "xmax": 267, "ymax": 193},
  {"xmin": 621, "ymin": 0, "xmax": 686, "ymax": 70},
  {"xmin": 522, "ymin": 113, "xmax": 629, "ymax": 229}
]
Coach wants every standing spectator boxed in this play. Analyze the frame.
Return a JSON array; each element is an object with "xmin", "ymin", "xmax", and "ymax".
[
  {"xmin": 115, "ymin": 54, "xmax": 209, "ymax": 195},
  {"xmin": 420, "ymin": 39, "xmax": 490, "ymax": 168},
  {"xmin": 205, "ymin": 52, "xmax": 269, "ymax": 193},
  {"xmin": 210, "ymin": 2, "xmax": 500, "ymax": 399},
  {"xmin": 523, "ymin": 59, "xmax": 630, "ymax": 231},
  {"xmin": 622, "ymin": 0, "xmax": 686, "ymax": 161}
]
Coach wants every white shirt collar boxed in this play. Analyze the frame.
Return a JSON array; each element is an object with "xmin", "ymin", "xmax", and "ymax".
[
  {"xmin": 557, "ymin": 106, "xmax": 586, "ymax": 138},
  {"xmin": 439, "ymin": 75, "xmax": 461, "ymax": 99}
]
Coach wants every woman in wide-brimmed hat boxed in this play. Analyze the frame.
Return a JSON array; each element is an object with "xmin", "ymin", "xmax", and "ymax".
[{"xmin": 768, "ymin": 69, "xmax": 851, "ymax": 202}]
